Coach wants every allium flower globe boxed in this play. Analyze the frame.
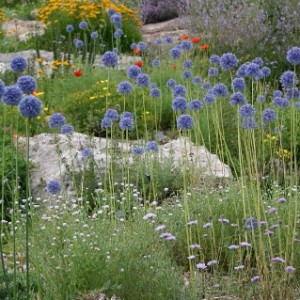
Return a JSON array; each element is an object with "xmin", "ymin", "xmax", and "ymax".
[
  {"xmin": 79, "ymin": 21, "xmax": 88, "ymax": 30},
  {"xmin": 100, "ymin": 117, "xmax": 113, "ymax": 128},
  {"xmin": 82, "ymin": 148, "xmax": 93, "ymax": 159},
  {"xmin": 192, "ymin": 76, "xmax": 202, "ymax": 85},
  {"xmin": 170, "ymin": 47, "xmax": 182, "ymax": 59},
  {"xmin": 19, "ymin": 96, "xmax": 42, "ymax": 118},
  {"xmin": 261, "ymin": 67, "xmax": 271, "ymax": 78},
  {"xmin": 172, "ymin": 84, "xmax": 186, "ymax": 97},
  {"xmin": 127, "ymin": 65, "xmax": 141, "ymax": 79},
  {"xmin": 182, "ymin": 70, "xmax": 192, "ymax": 79},
  {"xmin": 132, "ymin": 147, "xmax": 144, "ymax": 156},
  {"xmin": 245, "ymin": 63, "xmax": 261, "ymax": 78},
  {"xmin": 114, "ymin": 29, "xmax": 123, "ymax": 39},
  {"xmin": 252, "ymin": 57, "xmax": 264, "ymax": 67},
  {"xmin": 48, "ymin": 113, "xmax": 66, "ymax": 128},
  {"xmin": 119, "ymin": 117, "xmax": 134, "ymax": 130},
  {"xmin": 172, "ymin": 97, "xmax": 188, "ymax": 111},
  {"xmin": 212, "ymin": 83, "xmax": 228, "ymax": 97},
  {"xmin": 232, "ymin": 77, "xmax": 246, "ymax": 91},
  {"xmin": 287, "ymin": 47, "xmax": 300, "ymax": 65},
  {"xmin": 262, "ymin": 108, "xmax": 276, "ymax": 123},
  {"xmin": 183, "ymin": 60, "xmax": 193, "ymax": 68},
  {"xmin": 272, "ymin": 97, "xmax": 289, "ymax": 108},
  {"xmin": 208, "ymin": 67, "xmax": 219, "ymax": 77},
  {"xmin": 117, "ymin": 81, "xmax": 133, "ymax": 95},
  {"xmin": 61, "ymin": 124, "xmax": 74, "ymax": 135},
  {"xmin": 204, "ymin": 92, "xmax": 216, "ymax": 104},
  {"xmin": 46, "ymin": 179, "xmax": 61, "ymax": 195},
  {"xmin": 166, "ymin": 79, "xmax": 176, "ymax": 88},
  {"xmin": 10, "ymin": 56, "xmax": 27, "ymax": 73},
  {"xmin": 146, "ymin": 141, "xmax": 158, "ymax": 152},
  {"xmin": 189, "ymin": 99, "xmax": 202, "ymax": 110},
  {"xmin": 66, "ymin": 25, "xmax": 74, "ymax": 32},
  {"xmin": 239, "ymin": 104, "xmax": 255, "ymax": 117},
  {"xmin": 280, "ymin": 71, "xmax": 298, "ymax": 88},
  {"xmin": 177, "ymin": 114, "xmax": 194, "ymax": 130},
  {"xmin": 150, "ymin": 88, "xmax": 161, "ymax": 98},
  {"xmin": 152, "ymin": 59, "xmax": 160, "ymax": 67},
  {"xmin": 137, "ymin": 41, "xmax": 147, "ymax": 52},
  {"xmin": 242, "ymin": 117, "xmax": 256, "ymax": 129},
  {"xmin": 2, "ymin": 86, "xmax": 23, "ymax": 106},
  {"xmin": 230, "ymin": 92, "xmax": 246, "ymax": 105},
  {"xmin": 17, "ymin": 75, "xmax": 36, "ymax": 94},
  {"xmin": 181, "ymin": 40, "xmax": 192, "ymax": 51},
  {"xmin": 136, "ymin": 73, "xmax": 150, "ymax": 87},
  {"xmin": 101, "ymin": 51, "xmax": 118, "ymax": 68},
  {"xmin": 219, "ymin": 53, "xmax": 238, "ymax": 71},
  {"xmin": 104, "ymin": 109, "xmax": 119, "ymax": 121},
  {"xmin": 209, "ymin": 54, "xmax": 220, "ymax": 64},
  {"xmin": 110, "ymin": 13, "xmax": 122, "ymax": 27},
  {"xmin": 287, "ymin": 88, "xmax": 300, "ymax": 100},
  {"xmin": 75, "ymin": 40, "xmax": 84, "ymax": 49},
  {"xmin": 165, "ymin": 36, "xmax": 173, "ymax": 44},
  {"xmin": 90, "ymin": 31, "xmax": 98, "ymax": 39},
  {"xmin": 107, "ymin": 8, "xmax": 116, "ymax": 17}
]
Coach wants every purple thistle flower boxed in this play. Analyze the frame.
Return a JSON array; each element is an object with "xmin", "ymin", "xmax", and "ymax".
[
  {"xmin": 160, "ymin": 232, "xmax": 176, "ymax": 240},
  {"xmin": 155, "ymin": 224, "xmax": 166, "ymax": 231},
  {"xmin": 287, "ymin": 47, "xmax": 300, "ymax": 65},
  {"xmin": 277, "ymin": 197, "xmax": 287, "ymax": 203},
  {"xmin": 219, "ymin": 52, "xmax": 238, "ymax": 71},
  {"xmin": 172, "ymin": 97, "xmax": 188, "ymax": 111},
  {"xmin": 218, "ymin": 218, "xmax": 230, "ymax": 224},
  {"xmin": 189, "ymin": 99, "xmax": 203, "ymax": 110},
  {"xmin": 240, "ymin": 242, "xmax": 251, "ymax": 248},
  {"xmin": 127, "ymin": 65, "xmax": 141, "ymax": 79},
  {"xmin": 117, "ymin": 81, "xmax": 133, "ymax": 95},
  {"xmin": 143, "ymin": 212, "xmax": 156, "ymax": 220},
  {"xmin": 230, "ymin": 92, "xmax": 246, "ymax": 105},
  {"xmin": 268, "ymin": 207, "xmax": 277, "ymax": 213},
  {"xmin": 187, "ymin": 220, "xmax": 198, "ymax": 226},
  {"xmin": 46, "ymin": 179, "xmax": 61, "ymax": 195},
  {"xmin": 146, "ymin": 141, "xmax": 158, "ymax": 152},
  {"xmin": 212, "ymin": 83, "xmax": 228, "ymax": 97},
  {"xmin": 264, "ymin": 230, "xmax": 274, "ymax": 236},
  {"xmin": 2, "ymin": 86, "xmax": 23, "ymax": 106},
  {"xmin": 203, "ymin": 222, "xmax": 213, "ymax": 228},
  {"xmin": 101, "ymin": 51, "xmax": 118, "ymax": 68}
]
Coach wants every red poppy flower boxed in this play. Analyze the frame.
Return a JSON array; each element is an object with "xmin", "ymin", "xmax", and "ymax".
[
  {"xmin": 191, "ymin": 37, "xmax": 200, "ymax": 44},
  {"xmin": 135, "ymin": 61, "xmax": 143, "ymax": 68},
  {"xmin": 181, "ymin": 34, "xmax": 189, "ymax": 40},
  {"xmin": 133, "ymin": 48, "xmax": 141, "ymax": 55},
  {"xmin": 73, "ymin": 70, "xmax": 82, "ymax": 77},
  {"xmin": 170, "ymin": 64, "xmax": 177, "ymax": 70},
  {"xmin": 200, "ymin": 44, "xmax": 209, "ymax": 50},
  {"xmin": 31, "ymin": 89, "xmax": 40, "ymax": 96}
]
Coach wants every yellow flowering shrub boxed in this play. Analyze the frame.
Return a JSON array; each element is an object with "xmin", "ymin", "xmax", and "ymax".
[{"xmin": 0, "ymin": 10, "xmax": 7, "ymax": 22}]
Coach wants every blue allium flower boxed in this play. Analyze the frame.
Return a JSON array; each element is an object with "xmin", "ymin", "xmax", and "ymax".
[
  {"xmin": 172, "ymin": 84, "xmax": 186, "ymax": 97},
  {"xmin": 73, "ymin": 38, "xmax": 78, "ymax": 46},
  {"xmin": 261, "ymin": 67, "xmax": 271, "ymax": 78},
  {"xmin": 170, "ymin": 47, "xmax": 182, "ymax": 59},
  {"xmin": 110, "ymin": 13, "xmax": 122, "ymax": 26},
  {"xmin": 181, "ymin": 40, "xmax": 192, "ymax": 51},
  {"xmin": 280, "ymin": 71, "xmax": 298, "ymax": 88},
  {"xmin": 146, "ymin": 141, "xmax": 158, "ymax": 152},
  {"xmin": 46, "ymin": 179, "xmax": 61, "ymax": 195},
  {"xmin": 114, "ymin": 28, "xmax": 123, "ymax": 39},
  {"xmin": 48, "ymin": 113, "xmax": 66, "ymax": 128},
  {"xmin": 189, "ymin": 99, "xmax": 202, "ymax": 110},
  {"xmin": 232, "ymin": 77, "xmax": 246, "ymax": 92},
  {"xmin": 212, "ymin": 83, "xmax": 228, "ymax": 97},
  {"xmin": 242, "ymin": 117, "xmax": 256, "ymax": 129},
  {"xmin": 182, "ymin": 70, "xmax": 192, "ymax": 79},
  {"xmin": 0, "ymin": 80, "xmax": 4, "ymax": 97},
  {"xmin": 107, "ymin": 8, "xmax": 116, "ymax": 16},
  {"xmin": 61, "ymin": 124, "xmax": 74, "ymax": 135},
  {"xmin": 202, "ymin": 82, "xmax": 211, "ymax": 90},
  {"xmin": 230, "ymin": 92, "xmax": 246, "ymax": 105},
  {"xmin": 192, "ymin": 76, "xmax": 202, "ymax": 85},
  {"xmin": 130, "ymin": 42, "xmax": 137, "ymax": 49},
  {"xmin": 257, "ymin": 95, "xmax": 266, "ymax": 102},
  {"xmin": 104, "ymin": 109, "xmax": 119, "ymax": 121},
  {"xmin": 239, "ymin": 104, "xmax": 255, "ymax": 117},
  {"xmin": 208, "ymin": 67, "xmax": 219, "ymax": 77},
  {"xmin": 119, "ymin": 117, "xmax": 134, "ymax": 130},
  {"xmin": 117, "ymin": 81, "xmax": 133, "ymax": 95},
  {"xmin": 236, "ymin": 63, "xmax": 249, "ymax": 77},
  {"xmin": 287, "ymin": 88, "xmax": 300, "ymax": 100},
  {"xmin": 245, "ymin": 217, "xmax": 258, "ymax": 230},
  {"xmin": 152, "ymin": 59, "xmax": 160, "ymax": 67},
  {"xmin": 91, "ymin": 31, "xmax": 98, "ymax": 39},
  {"xmin": 209, "ymin": 54, "xmax": 220, "ymax": 64},
  {"xmin": 172, "ymin": 97, "xmax": 188, "ymax": 111},
  {"xmin": 75, "ymin": 39, "xmax": 84, "ymax": 49},
  {"xmin": 82, "ymin": 148, "xmax": 93, "ymax": 159},
  {"xmin": 287, "ymin": 47, "xmax": 300, "ymax": 65},
  {"xmin": 137, "ymin": 41, "xmax": 147, "ymax": 52},
  {"xmin": 273, "ymin": 90, "xmax": 282, "ymax": 98},
  {"xmin": 79, "ymin": 21, "xmax": 88, "ymax": 30},
  {"xmin": 204, "ymin": 92, "xmax": 216, "ymax": 104},
  {"xmin": 66, "ymin": 24, "xmax": 74, "ymax": 32},
  {"xmin": 177, "ymin": 114, "xmax": 194, "ymax": 130},
  {"xmin": 252, "ymin": 57, "xmax": 264, "ymax": 67},
  {"xmin": 121, "ymin": 111, "xmax": 133, "ymax": 120},
  {"xmin": 166, "ymin": 79, "xmax": 176, "ymax": 88},
  {"xmin": 101, "ymin": 51, "xmax": 118, "ymax": 68},
  {"xmin": 2, "ymin": 86, "xmax": 23, "ymax": 106},
  {"xmin": 132, "ymin": 146, "xmax": 144, "ymax": 156},
  {"xmin": 245, "ymin": 63, "xmax": 261, "ymax": 78},
  {"xmin": 10, "ymin": 56, "xmax": 27, "ymax": 73},
  {"xmin": 136, "ymin": 73, "xmax": 150, "ymax": 87},
  {"xmin": 165, "ymin": 36, "xmax": 173, "ymax": 44},
  {"xmin": 262, "ymin": 108, "xmax": 276, "ymax": 123},
  {"xmin": 100, "ymin": 117, "xmax": 113, "ymax": 128},
  {"xmin": 113, "ymin": 47, "xmax": 118, "ymax": 53},
  {"xmin": 19, "ymin": 96, "xmax": 42, "ymax": 118},
  {"xmin": 150, "ymin": 82, "xmax": 157, "ymax": 89},
  {"xmin": 17, "ymin": 75, "xmax": 36, "ymax": 94},
  {"xmin": 272, "ymin": 97, "xmax": 289, "ymax": 108},
  {"xmin": 127, "ymin": 65, "xmax": 141, "ymax": 79},
  {"xmin": 150, "ymin": 88, "xmax": 161, "ymax": 98},
  {"xmin": 154, "ymin": 38, "xmax": 162, "ymax": 45},
  {"xmin": 219, "ymin": 53, "xmax": 238, "ymax": 71},
  {"xmin": 183, "ymin": 60, "xmax": 193, "ymax": 68}
]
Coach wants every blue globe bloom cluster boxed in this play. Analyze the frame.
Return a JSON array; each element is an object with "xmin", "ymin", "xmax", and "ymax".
[
  {"xmin": 262, "ymin": 108, "xmax": 276, "ymax": 123},
  {"xmin": 287, "ymin": 47, "xmax": 300, "ymax": 65},
  {"xmin": 177, "ymin": 114, "xmax": 194, "ymax": 130},
  {"xmin": 82, "ymin": 148, "xmax": 93, "ymax": 159},
  {"xmin": 10, "ymin": 56, "xmax": 27, "ymax": 73},
  {"xmin": 46, "ymin": 179, "xmax": 61, "ymax": 195},
  {"xmin": 272, "ymin": 97, "xmax": 289, "ymax": 108},
  {"xmin": 208, "ymin": 67, "xmax": 219, "ymax": 77},
  {"xmin": 114, "ymin": 28, "xmax": 123, "ymax": 39},
  {"xmin": 91, "ymin": 31, "xmax": 98, "ymax": 39},
  {"xmin": 170, "ymin": 47, "xmax": 182, "ymax": 59},
  {"xmin": 17, "ymin": 75, "xmax": 36, "ymax": 95},
  {"xmin": 48, "ymin": 113, "xmax": 66, "ymax": 128},
  {"xmin": 212, "ymin": 83, "xmax": 228, "ymax": 97},
  {"xmin": 0, "ymin": 80, "xmax": 4, "ymax": 98},
  {"xmin": 181, "ymin": 40, "xmax": 192, "ymax": 51},
  {"xmin": 136, "ymin": 73, "xmax": 150, "ymax": 87},
  {"xmin": 232, "ymin": 77, "xmax": 246, "ymax": 92},
  {"xmin": 119, "ymin": 112, "xmax": 134, "ymax": 130},
  {"xmin": 219, "ymin": 53, "xmax": 238, "ymax": 71},
  {"xmin": 166, "ymin": 79, "xmax": 176, "ymax": 88},
  {"xmin": 2, "ymin": 86, "xmax": 23, "ymax": 106},
  {"xmin": 101, "ymin": 51, "xmax": 118, "ymax": 68},
  {"xmin": 19, "ymin": 96, "xmax": 42, "ymax": 118},
  {"xmin": 127, "ymin": 65, "xmax": 141, "ymax": 79},
  {"xmin": 183, "ymin": 60, "xmax": 193, "ymax": 68},
  {"xmin": 66, "ymin": 25, "xmax": 74, "ymax": 33},
  {"xmin": 61, "ymin": 124, "xmax": 74, "ymax": 135},
  {"xmin": 79, "ymin": 21, "xmax": 88, "ymax": 30},
  {"xmin": 192, "ymin": 76, "xmax": 202, "ymax": 85},
  {"xmin": 118, "ymin": 81, "xmax": 133, "ymax": 95},
  {"xmin": 189, "ymin": 99, "xmax": 202, "ymax": 110},
  {"xmin": 203, "ymin": 91, "xmax": 216, "ymax": 104},
  {"xmin": 182, "ymin": 70, "xmax": 192, "ymax": 80},
  {"xmin": 209, "ymin": 54, "xmax": 220, "ymax": 64},
  {"xmin": 152, "ymin": 59, "xmax": 160, "ymax": 67},
  {"xmin": 146, "ymin": 141, "xmax": 158, "ymax": 152},
  {"xmin": 230, "ymin": 92, "xmax": 246, "ymax": 106},
  {"xmin": 172, "ymin": 97, "xmax": 188, "ymax": 111},
  {"xmin": 280, "ymin": 71, "xmax": 298, "ymax": 88},
  {"xmin": 150, "ymin": 88, "xmax": 161, "ymax": 98},
  {"xmin": 110, "ymin": 13, "xmax": 122, "ymax": 29},
  {"xmin": 137, "ymin": 41, "xmax": 147, "ymax": 52},
  {"xmin": 132, "ymin": 146, "xmax": 144, "ymax": 156},
  {"xmin": 172, "ymin": 84, "xmax": 186, "ymax": 97}
]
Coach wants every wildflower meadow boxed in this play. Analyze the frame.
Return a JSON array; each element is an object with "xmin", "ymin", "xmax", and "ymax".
[{"xmin": 1, "ymin": 0, "xmax": 300, "ymax": 299}]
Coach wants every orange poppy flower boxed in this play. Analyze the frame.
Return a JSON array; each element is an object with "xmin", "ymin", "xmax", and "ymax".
[
  {"xmin": 181, "ymin": 34, "xmax": 189, "ymax": 40},
  {"xmin": 170, "ymin": 64, "xmax": 177, "ymax": 70},
  {"xmin": 73, "ymin": 70, "xmax": 83, "ymax": 77},
  {"xmin": 200, "ymin": 44, "xmax": 209, "ymax": 50},
  {"xmin": 133, "ymin": 48, "xmax": 141, "ymax": 55},
  {"xmin": 191, "ymin": 37, "xmax": 200, "ymax": 44},
  {"xmin": 135, "ymin": 61, "xmax": 143, "ymax": 68}
]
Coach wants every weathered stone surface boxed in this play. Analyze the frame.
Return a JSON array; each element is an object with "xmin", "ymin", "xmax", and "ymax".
[{"xmin": 18, "ymin": 133, "xmax": 232, "ymax": 200}]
